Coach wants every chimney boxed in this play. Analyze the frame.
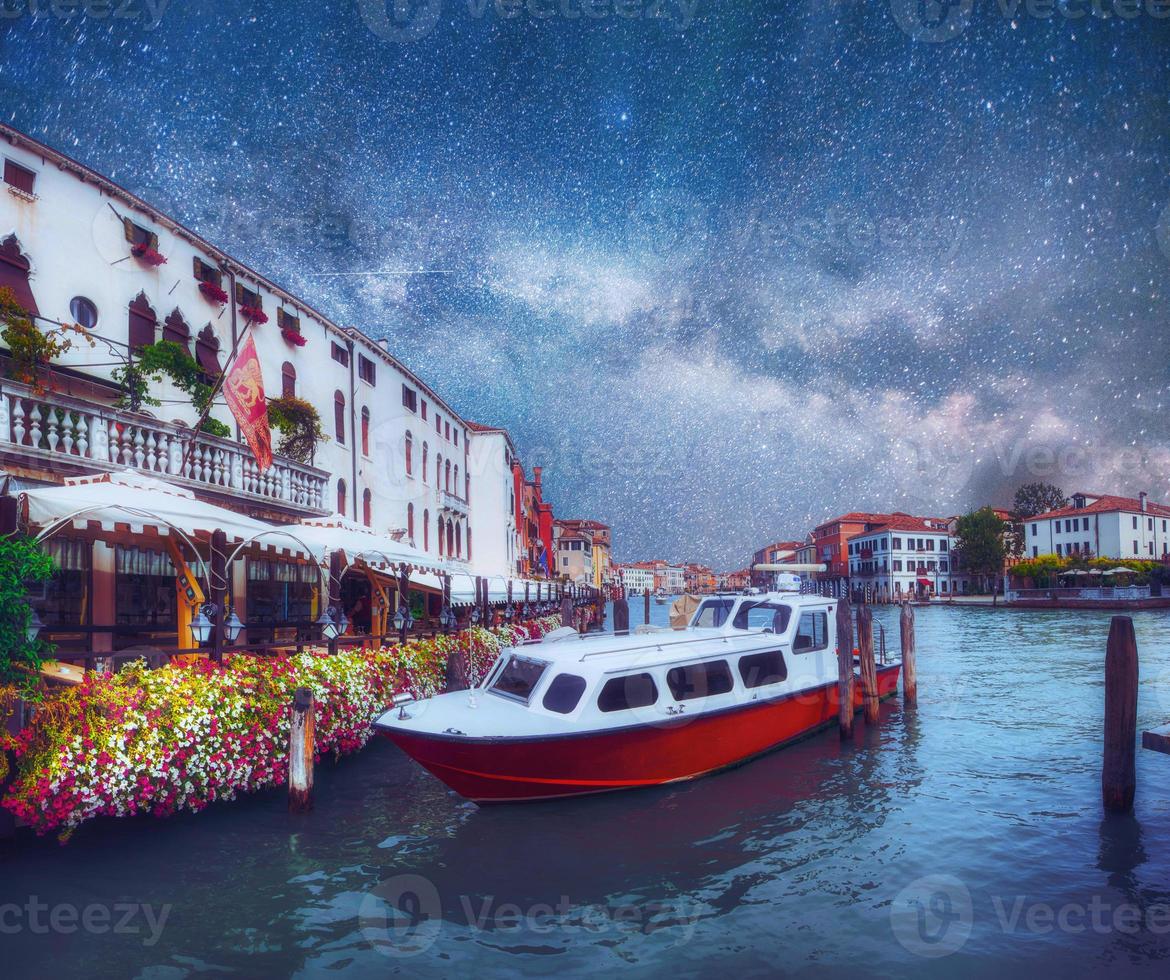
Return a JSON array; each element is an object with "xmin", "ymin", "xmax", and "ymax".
[
  {"xmin": 1140, "ymin": 491, "xmax": 1148, "ymax": 513},
  {"xmin": 533, "ymin": 465, "xmax": 542, "ymax": 491}
]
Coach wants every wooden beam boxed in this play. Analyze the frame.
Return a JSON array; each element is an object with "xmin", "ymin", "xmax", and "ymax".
[{"xmin": 1142, "ymin": 724, "xmax": 1170, "ymax": 755}]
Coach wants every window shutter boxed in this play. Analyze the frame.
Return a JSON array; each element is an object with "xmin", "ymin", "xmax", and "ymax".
[
  {"xmin": 0, "ymin": 235, "xmax": 39, "ymax": 315},
  {"xmin": 127, "ymin": 293, "xmax": 157, "ymax": 352}
]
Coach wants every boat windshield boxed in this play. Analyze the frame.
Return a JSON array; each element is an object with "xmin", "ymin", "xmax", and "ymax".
[
  {"xmin": 732, "ymin": 602, "xmax": 793, "ymax": 633},
  {"xmin": 691, "ymin": 598, "xmax": 736, "ymax": 628},
  {"xmin": 489, "ymin": 654, "xmax": 548, "ymax": 704}
]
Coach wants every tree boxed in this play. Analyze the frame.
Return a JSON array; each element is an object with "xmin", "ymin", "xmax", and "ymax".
[
  {"xmin": 1009, "ymin": 483, "xmax": 1069, "ymax": 557},
  {"xmin": 953, "ymin": 507, "xmax": 1007, "ymax": 593},
  {"xmin": 1013, "ymin": 482, "xmax": 1069, "ymax": 520}
]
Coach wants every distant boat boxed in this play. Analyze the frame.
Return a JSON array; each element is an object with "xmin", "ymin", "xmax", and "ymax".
[{"xmin": 654, "ymin": 592, "xmax": 670, "ymax": 605}]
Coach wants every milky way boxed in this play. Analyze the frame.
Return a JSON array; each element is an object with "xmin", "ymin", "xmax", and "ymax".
[{"xmin": 2, "ymin": 1, "xmax": 1168, "ymax": 566}]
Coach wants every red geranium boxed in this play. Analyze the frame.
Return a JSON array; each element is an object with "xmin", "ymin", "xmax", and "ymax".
[
  {"xmin": 240, "ymin": 305, "xmax": 268, "ymax": 324},
  {"xmin": 199, "ymin": 280, "xmax": 229, "ymax": 305},
  {"xmin": 131, "ymin": 242, "xmax": 167, "ymax": 266},
  {"xmin": 281, "ymin": 327, "xmax": 307, "ymax": 347}
]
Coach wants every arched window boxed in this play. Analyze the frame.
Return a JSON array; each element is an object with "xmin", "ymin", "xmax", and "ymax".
[
  {"xmin": 361, "ymin": 408, "xmax": 371, "ymax": 456},
  {"xmin": 437, "ymin": 513, "xmax": 444, "ymax": 556},
  {"xmin": 334, "ymin": 391, "xmax": 346, "ymax": 445},
  {"xmin": 281, "ymin": 361, "xmax": 296, "ymax": 398},
  {"xmin": 195, "ymin": 324, "xmax": 221, "ymax": 378},
  {"xmin": 362, "ymin": 489, "xmax": 372, "ymax": 527},
  {"xmin": 445, "ymin": 460, "xmax": 451, "ymax": 493},
  {"xmin": 408, "ymin": 503, "xmax": 415, "ymax": 542},
  {"xmin": 447, "ymin": 519, "xmax": 454, "ymax": 556},
  {"xmin": 422, "ymin": 442, "xmax": 428, "ymax": 482},
  {"xmin": 337, "ymin": 478, "xmax": 347, "ymax": 516},
  {"xmin": 454, "ymin": 465, "xmax": 459, "ymax": 497},
  {"xmin": 128, "ymin": 292, "xmax": 157, "ymax": 353},
  {"xmin": 455, "ymin": 523, "xmax": 462, "ymax": 558},
  {"xmin": 0, "ymin": 235, "xmax": 39, "ymax": 315},
  {"xmin": 423, "ymin": 509, "xmax": 429, "ymax": 551},
  {"xmin": 467, "ymin": 526, "xmax": 472, "ymax": 561},
  {"xmin": 405, "ymin": 430, "xmax": 413, "ymax": 476},
  {"xmin": 435, "ymin": 453, "xmax": 442, "ymax": 488},
  {"xmin": 465, "ymin": 472, "xmax": 470, "ymax": 503},
  {"xmin": 162, "ymin": 309, "xmax": 190, "ymax": 355}
]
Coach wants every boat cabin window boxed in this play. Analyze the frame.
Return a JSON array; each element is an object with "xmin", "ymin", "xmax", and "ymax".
[
  {"xmin": 732, "ymin": 602, "xmax": 793, "ymax": 633},
  {"xmin": 739, "ymin": 650, "xmax": 788, "ymax": 688},
  {"xmin": 792, "ymin": 611, "xmax": 829, "ymax": 653},
  {"xmin": 666, "ymin": 660, "xmax": 733, "ymax": 701},
  {"xmin": 542, "ymin": 673, "xmax": 587, "ymax": 714},
  {"xmin": 597, "ymin": 673, "xmax": 658, "ymax": 713},
  {"xmin": 490, "ymin": 654, "xmax": 548, "ymax": 704},
  {"xmin": 691, "ymin": 598, "xmax": 736, "ymax": 628}
]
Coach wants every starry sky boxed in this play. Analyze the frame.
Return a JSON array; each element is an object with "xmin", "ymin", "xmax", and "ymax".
[{"xmin": 2, "ymin": 1, "xmax": 1169, "ymax": 566}]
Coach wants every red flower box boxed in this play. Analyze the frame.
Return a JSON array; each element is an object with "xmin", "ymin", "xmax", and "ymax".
[
  {"xmin": 240, "ymin": 305, "xmax": 268, "ymax": 324},
  {"xmin": 281, "ymin": 327, "xmax": 307, "ymax": 347},
  {"xmin": 131, "ymin": 242, "xmax": 167, "ymax": 266},
  {"xmin": 198, "ymin": 280, "xmax": 229, "ymax": 305}
]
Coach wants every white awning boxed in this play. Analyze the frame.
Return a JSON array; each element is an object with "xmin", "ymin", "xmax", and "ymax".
[
  {"xmin": 444, "ymin": 572, "xmax": 561, "ymax": 606},
  {"xmin": 20, "ymin": 470, "xmax": 316, "ymax": 559},
  {"xmin": 293, "ymin": 513, "xmax": 447, "ymax": 576}
]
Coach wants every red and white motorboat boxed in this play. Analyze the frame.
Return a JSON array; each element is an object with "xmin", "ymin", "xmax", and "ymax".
[{"xmin": 375, "ymin": 581, "xmax": 901, "ymax": 803}]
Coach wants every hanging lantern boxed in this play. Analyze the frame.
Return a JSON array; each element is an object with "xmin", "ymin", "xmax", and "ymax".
[
  {"xmin": 25, "ymin": 607, "xmax": 45, "ymax": 645},
  {"xmin": 224, "ymin": 609, "xmax": 246, "ymax": 644},
  {"xmin": 189, "ymin": 604, "xmax": 215, "ymax": 645},
  {"xmin": 471, "ymin": 607, "xmax": 481, "ymax": 624}
]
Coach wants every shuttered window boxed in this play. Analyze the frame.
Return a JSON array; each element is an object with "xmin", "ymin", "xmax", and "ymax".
[
  {"xmin": 3, "ymin": 159, "xmax": 36, "ymax": 194},
  {"xmin": 0, "ymin": 235, "xmax": 38, "ymax": 315},
  {"xmin": 162, "ymin": 310, "xmax": 190, "ymax": 354},
  {"xmin": 127, "ymin": 294, "xmax": 157, "ymax": 352}
]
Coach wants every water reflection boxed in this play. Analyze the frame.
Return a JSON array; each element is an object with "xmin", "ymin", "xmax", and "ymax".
[{"xmin": 3, "ymin": 606, "xmax": 1170, "ymax": 977}]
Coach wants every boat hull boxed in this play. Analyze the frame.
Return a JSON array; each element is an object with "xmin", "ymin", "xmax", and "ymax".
[{"xmin": 381, "ymin": 664, "xmax": 901, "ymax": 803}]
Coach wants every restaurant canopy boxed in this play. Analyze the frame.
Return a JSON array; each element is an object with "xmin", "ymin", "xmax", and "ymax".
[
  {"xmin": 292, "ymin": 514, "xmax": 446, "ymax": 577},
  {"xmin": 19, "ymin": 470, "xmax": 317, "ymax": 560}
]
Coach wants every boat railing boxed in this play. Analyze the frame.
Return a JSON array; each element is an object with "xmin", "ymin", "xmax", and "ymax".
[{"xmin": 577, "ymin": 630, "xmax": 765, "ymax": 661}]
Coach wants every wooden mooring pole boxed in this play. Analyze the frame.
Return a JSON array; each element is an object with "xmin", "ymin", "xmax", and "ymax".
[
  {"xmin": 289, "ymin": 686, "xmax": 315, "ymax": 813},
  {"xmin": 836, "ymin": 596, "xmax": 854, "ymax": 738},
  {"xmin": 858, "ymin": 604, "xmax": 879, "ymax": 724},
  {"xmin": 900, "ymin": 602, "xmax": 917, "ymax": 707},
  {"xmin": 1103, "ymin": 615, "xmax": 1138, "ymax": 813},
  {"xmin": 644, "ymin": 588, "xmax": 651, "ymax": 625},
  {"xmin": 614, "ymin": 596, "xmax": 630, "ymax": 635}
]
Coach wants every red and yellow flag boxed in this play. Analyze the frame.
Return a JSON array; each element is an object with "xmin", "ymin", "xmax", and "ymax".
[{"xmin": 222, "ymin": 334, "xmax": 272, "ymax": 472}]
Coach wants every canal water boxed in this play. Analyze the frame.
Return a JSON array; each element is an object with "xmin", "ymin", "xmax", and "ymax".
[{"xmin": 5, "ymin": 604, "xmax": 1170, "ymax": 978}]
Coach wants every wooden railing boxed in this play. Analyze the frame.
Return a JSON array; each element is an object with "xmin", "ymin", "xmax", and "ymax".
[{"xmin": 0, "ymin": 379, "xmax": 329, "ymax": 513}]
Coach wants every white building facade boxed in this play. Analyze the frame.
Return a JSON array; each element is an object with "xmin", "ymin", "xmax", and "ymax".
[
  {"xmin": 0, "ymin": 123, "xmax": 507, "ymax": 576},
  {"xmin": 619, "ymin": 564, "xmax": 655, "ymax": 595},
  {"xmin": 847, "ymin": 517, "xmax": 959, "ymax": 598},
  {"xmin": 1024, "ymin": 492, "xmax": 1170, "ymax": 561}
]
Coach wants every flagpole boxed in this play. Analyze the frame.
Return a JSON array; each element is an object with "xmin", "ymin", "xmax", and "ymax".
[{"xmin": 179, "ymin": 314, "xmax": 256, "ymax": 475}]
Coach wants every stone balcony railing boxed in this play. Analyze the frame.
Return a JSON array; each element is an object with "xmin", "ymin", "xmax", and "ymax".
[
  {"xmin": 0, "ymin": 380, "xmax": 329, "ymax": 514},
  {"xmin": 441, "ymin": 489, "xmax": 468, "ymax": 516}
]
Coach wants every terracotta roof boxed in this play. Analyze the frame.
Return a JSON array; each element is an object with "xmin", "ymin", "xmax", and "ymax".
[
  {"xmin": 1029, "ymin": 494, "xmax": 1170, "ymax": 521},
  {"xmin": 465, "ymin": 420, "xmax": 504, "ymax": 433},
  {"xmin": 853, "ymin": 515, "xmax": 952, "ymax": 536}
]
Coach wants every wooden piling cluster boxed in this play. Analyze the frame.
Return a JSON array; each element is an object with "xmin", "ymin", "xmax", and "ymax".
[{"xmin": 836, "ymin": 596, "xmax": 854, "ymax": 738}]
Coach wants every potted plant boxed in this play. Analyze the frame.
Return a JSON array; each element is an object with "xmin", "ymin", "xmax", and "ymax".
[{"xmin": 240, "ymin": 305, "xmax": 268, "ymax": 324}]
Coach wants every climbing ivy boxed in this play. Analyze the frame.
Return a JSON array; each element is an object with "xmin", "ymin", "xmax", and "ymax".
[
  {"xmin": 0, "ymin": 535, "xmax": 55, "ymax": 685},
  {"xmin": 113, "ymin": 340, "xmax": 230, "ymax": 436},
  {"xmin": 266, "ymin": 395, "xmax": 326, "ymax": 463},
  {"xmin": 0, "ymin": 287, "xmax": 93, "ymax": 394}
]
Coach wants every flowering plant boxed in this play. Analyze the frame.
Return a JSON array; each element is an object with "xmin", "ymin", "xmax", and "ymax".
[
  {"xmin": 1, "ymin": 617, "xmax": 559, "ymax": 841},
  {"xmin": 281, "ymin": 327, "xmax": 307, "ymax": 347},
  {"xmin": 130, "ymin": 242, "xmax": 167, "ymax": 266},
  {"xmin": 240, "ymin": 305, "xmax": 268, "ymax": 324},
  {"xmin": 198, "ymin": 280, "xmax": 229, "ymax": 305}
]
